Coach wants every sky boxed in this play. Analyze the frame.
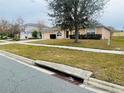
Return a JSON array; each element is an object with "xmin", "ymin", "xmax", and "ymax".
[{"xmin": 0, "ymin": 0, "xmax": 123, "ymax": 29}]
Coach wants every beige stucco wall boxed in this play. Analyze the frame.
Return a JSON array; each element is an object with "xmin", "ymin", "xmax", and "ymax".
[
  {"xmin": 96, "ymin": 28, "xmax": 102, "ymax": 34},
  {"xmin": 56, "ymin": 30, "xmax": 65, "ymax": 39},
  {"xmin": 42, "ymin": 32, "xmax": 50, "ymax": 40},
  {"xmin": 96, "ymin": 27, "xmax": 110, "ymax": 39},
  {"xmin": 42, "ymin": 27, "xmax": 110, "ymax": 40},
  {"xmin": 69, "ymin": 29, "xmax": 86, "ymax": 35},
  {"xmin": 42, "ymin": 30, "xmax": 65, "ymax": 39}
]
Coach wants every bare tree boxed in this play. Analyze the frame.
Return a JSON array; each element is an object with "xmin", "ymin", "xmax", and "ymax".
[
  {"xmin": 0, "ymin": 19, "xmax": 11, "ymax": 39},
  {"xmin": 10, "ymin": 18, "xmax": 25, "ymax": 40},
  {"xmin": 37, "ymin": 20, "xmax": 46, "ymax": 32}
]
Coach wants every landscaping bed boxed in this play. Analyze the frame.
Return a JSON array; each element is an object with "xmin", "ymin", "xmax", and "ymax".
[
  {"xmin": 30, "ymin": 36, "xmax": 124, "ymax": 51},
  {"xmin": 0, "ymin": 44, "xmax": 124, "ymax": 86}
]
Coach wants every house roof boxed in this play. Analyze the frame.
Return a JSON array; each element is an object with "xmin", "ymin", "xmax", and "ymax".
[
  {"xmin": 24, "ymin": 23, "xmax": 49, "ymax": 28},
  {"xmin": 41, "ymin": 27, "xmax": 60, "ymax": 33},
  {"xmin": 95, "ymin": 24, "xmax": 113, "ymax": 32}
]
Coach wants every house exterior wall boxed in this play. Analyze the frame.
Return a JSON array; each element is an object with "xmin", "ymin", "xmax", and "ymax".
[
  {"xmin": 68, "ymin": 28, "xmax": 110, "ymax": 40},
  {"xmin": 20, "ymin": 26, "xmax": 39, "ymax": 39},
  {"xmin": 42, "ymin": 30, "xmax": 66, "ymax": 40},
  {"xmin": 20, "ymin": 32, "xmax": 33, "ymax": 39},
  {"xmin": 42, "ymin": 32, "xmax": 50, "ymax": 40},
  {"xmin": 69, "ymin": 29, "xmax": 86, "ymax": 35},
  {"xmin": 96, "ymin": 28, "xmax": 102, "ymax": 34},
  {"xmin": 21, "ymin": 26, "xmax": 110, "ymax": 40},
  {"xmin": 79, "ymin": 29, "xmax": 86, "ymax": 34},
  {"xmin": 56, "ymin": 30, "xmax": 65, "ymax": 39},
  {"xmin": 96, "ymin": 27, "xmax": 110, "ymax": 39}
]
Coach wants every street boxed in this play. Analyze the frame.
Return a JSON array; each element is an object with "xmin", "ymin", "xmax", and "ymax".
[{"xmin": 0, "ymin": 54, "xmax": 94, "ymax": 93}]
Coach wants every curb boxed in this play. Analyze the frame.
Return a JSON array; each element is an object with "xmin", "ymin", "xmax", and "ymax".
[
  {"xmin": 35, "ymin": 60, "xmax": 92, "ymax": 84},
  {"xmin": 0, "ymin": 50, "xmax": 34, "ymax": 65},
  {"xmin": 88, "ymin": 78, "xmax": 124, "ymax": 93},
  {"xmin": 35, "ymin": 60, "xmax": 124, "ymax": 93},
  {"xmin": 0, "ymin": 50, "xmax": 124, "ymax": 93}
]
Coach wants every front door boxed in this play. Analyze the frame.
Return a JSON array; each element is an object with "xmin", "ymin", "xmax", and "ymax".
[{"xmin": 66, "ymin": 31, "xmax": 69, "ymax": 38}]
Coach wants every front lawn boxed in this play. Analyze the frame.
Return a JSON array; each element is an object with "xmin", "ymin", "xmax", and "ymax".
[
  {"xmin": 31, "ymin": 36, "xmax": 124, "ymax": 50},
  {"xmin": 0, "ymin": 44, "xmax": 124, "ymax": 86}
]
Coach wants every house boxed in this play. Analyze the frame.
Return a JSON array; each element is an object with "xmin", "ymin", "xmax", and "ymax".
[
  {"xmin": 20, "ymin": 23, "xmax": 45, "ymax": 39},
  {"xmin": 20, "ymin": 23, "xmax": 112, "ymax": 40},
  {"xmin": 41, "ymin": 25, "xmax": 112, "ymax": 40}
]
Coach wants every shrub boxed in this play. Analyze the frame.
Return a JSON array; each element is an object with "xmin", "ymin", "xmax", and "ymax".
[
  {"xmin": 0, "ymin": 33, "xmax": 8, "ymax": 40},
  {"xmin": 83, "ymin": 34, "xmax": 102, "ymax": 40},
  {"xmin": 70, "ymin": 34, "xmax": 102, "ymax": 40},
  {"xmin": 32, "ymin": 30, "xmax": 38, "ymax": 39},
  {"xmin": 13, "ymin": 34, "xmax": 20, "ymax": 41}
]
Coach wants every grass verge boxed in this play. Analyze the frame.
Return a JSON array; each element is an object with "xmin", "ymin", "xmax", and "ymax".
[
  {"xmin": 31, "ymin": 37, "xmax": 124, "ymax": 51},
  {"xmin": 0, "ymin": 44, "xmax": 124, "ymax": 86}
]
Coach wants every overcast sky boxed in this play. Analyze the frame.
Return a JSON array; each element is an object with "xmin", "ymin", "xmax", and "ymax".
[{"xmin": 0, "ymin": 0, "xmax": 123, "ymax": 29}]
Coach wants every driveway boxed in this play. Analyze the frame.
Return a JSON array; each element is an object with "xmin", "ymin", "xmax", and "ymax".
[{"xmin": 0, "ymin": 54, "xmax": 94, "ymax": 93}]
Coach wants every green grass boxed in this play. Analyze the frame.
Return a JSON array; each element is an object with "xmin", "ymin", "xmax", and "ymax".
[
  {"xmin": 31, "ymin": 36, "xmax": 124, "ymax": 51},
  {"xmin": 0, "ymin": 44, "xmax": 124, "ymax": 86}
]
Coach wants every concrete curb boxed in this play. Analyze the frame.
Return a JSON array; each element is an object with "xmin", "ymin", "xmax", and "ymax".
[
  {"xmin": 88, "ymin": 78, "xmax": 124, "ymax": 93},
  {"xmin": 35, "ymin": 60, "xmax": 92, "ymax": 83},
  {"xmin": 0, "ymin": 50, "xmax": 34, "ymax": 65},
  {"xmin": 0, "ymin": 50, "xmax": 124, "ymax": 93},
  {"xmin": 35, "ymin": 60, "xmax": 124, "ymax": 93}
]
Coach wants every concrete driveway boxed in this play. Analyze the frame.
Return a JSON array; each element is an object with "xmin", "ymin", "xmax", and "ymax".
[{"xmin": 0, "ymin": 54, "xmax": 94, "ymax": 93}]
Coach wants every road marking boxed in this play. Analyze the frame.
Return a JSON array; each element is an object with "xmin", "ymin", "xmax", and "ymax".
[
  {"xmin": 79, "ymin": 84, "xmax": 109, "ymax": 93},
  {"xmin": 0, "ymin": 53, "xmax": 55, "ymax": 75},
  {"xmin": 0, "ymin": 53, "xmax": 99, "ymax": 93}
]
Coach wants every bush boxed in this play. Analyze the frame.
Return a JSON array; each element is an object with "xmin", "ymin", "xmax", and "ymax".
[
  {"xmin": 83, "ymin": 34, "xmax": 102, "ymax": 40},
  {"xmin": 32, "ymin": 31, "xmax": 38, "ymax": 39},
  {"xmin": 13, "ymin": 34, "xmax": 20, "ymax": 41},
  {"xmin": 70, "ymin": 34, "xmax": 102, "ymax": 40},
  {"xmin": 0, "ymin": 33, "xmax": 8, "ymax": 40}
]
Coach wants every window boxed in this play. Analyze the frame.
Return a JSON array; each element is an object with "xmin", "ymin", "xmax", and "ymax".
[
  {"xmin": 57, "ymin": 31, "xmax": 62, "ymax": 36},
  {"xmin": 86, "ymin": 27, "xmax": 96, "ymax": 35}
]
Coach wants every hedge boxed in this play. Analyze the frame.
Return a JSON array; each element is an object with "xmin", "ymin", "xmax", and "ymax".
[{"xmin": 70, "ymin": 34, "xmax": 102, "ymax": 40}]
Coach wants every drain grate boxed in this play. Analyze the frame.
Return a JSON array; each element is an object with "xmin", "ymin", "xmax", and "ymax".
[
  {"xmin": 35, "ymin": 63, "xmax": 83, "ymax": 85},
  {"xmin": 53, "ymin": 72, "xmax": 83, "ymax": 85}
]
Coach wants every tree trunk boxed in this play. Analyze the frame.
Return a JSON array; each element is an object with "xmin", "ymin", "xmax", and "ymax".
[{"xmin": 74, "ymin": 24, "xmax": 79, "ymax": 43}]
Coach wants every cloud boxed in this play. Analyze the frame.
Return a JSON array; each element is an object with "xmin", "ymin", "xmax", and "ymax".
[
  {"xmin": 0, "ymin": 0, "xmax": 50, "ymax": 25},
  {"xmin": 0, "ymin": 0, "xmax": 123, "ymax": 28},
  {"xmin": 100, "ymin": 0, "xmax": 124, "ymax": 29}
]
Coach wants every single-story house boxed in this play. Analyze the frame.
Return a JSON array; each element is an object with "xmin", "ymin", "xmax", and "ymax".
[
  {"xmin": 41, "ymin": 25, "xmax": 112, "ymax": 40},
  {"xmin": 20, "ymin": 23, "xmax": 42, "ymax": 39},
  {"xmin": 20, "ymin": 23, "xmax": 112, "ymax": 40}
]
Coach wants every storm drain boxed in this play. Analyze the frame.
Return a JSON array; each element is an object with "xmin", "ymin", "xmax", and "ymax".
[
  {"xmin": 35, "ymin": 63, "xmax": 84, "ymax": 85},
  {"xmin": 53, "ymin": 72, "xmax": 83, "ymax": 85}
]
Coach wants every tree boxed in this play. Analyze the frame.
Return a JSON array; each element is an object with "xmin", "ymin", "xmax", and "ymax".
[
  {"xmin": 37, "ymin": 20, "xmax": 46, "ymax": 32},
  {"xmin": 10, "ymin": 18, "xmax": 25, "ymax": 40},
  {"xmin": 0, "ymin": 19, "xmax": 11, "ymax": 39},
  {"xmin": 47, "ymin": 0, "xmax": 109, "ymax": 43}
]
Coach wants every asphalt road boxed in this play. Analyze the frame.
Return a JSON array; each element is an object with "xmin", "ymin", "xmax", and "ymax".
[{"xmin": 0, "ymin": 54, "xmax": 94, "ymax": 93}]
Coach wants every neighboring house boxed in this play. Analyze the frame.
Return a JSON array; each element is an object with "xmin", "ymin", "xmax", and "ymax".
[
  {"xmin": 20, "ymin": 23, "xmax": 42, "ymax": 39},
  {"xmin": 20, "ymin": 23, "xmax": 112, "ymax": 40}
]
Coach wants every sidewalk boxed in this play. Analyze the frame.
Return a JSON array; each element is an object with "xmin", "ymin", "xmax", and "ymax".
[
  {"xmin": 19, "ymin": 42, "xmax": 124, "ymax": 55},
  {"xmin": 0, "ymin": 39, "xmax": 43, "ymax": 45},
  {"xmin": 1, "ymin": 39, "xmax": 124, "ymax": 55}
]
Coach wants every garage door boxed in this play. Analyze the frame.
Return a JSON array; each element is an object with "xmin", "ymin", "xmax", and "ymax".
[{"xmin": 50, "ymin": 34, "xmax": 56, "ymax": 39}]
